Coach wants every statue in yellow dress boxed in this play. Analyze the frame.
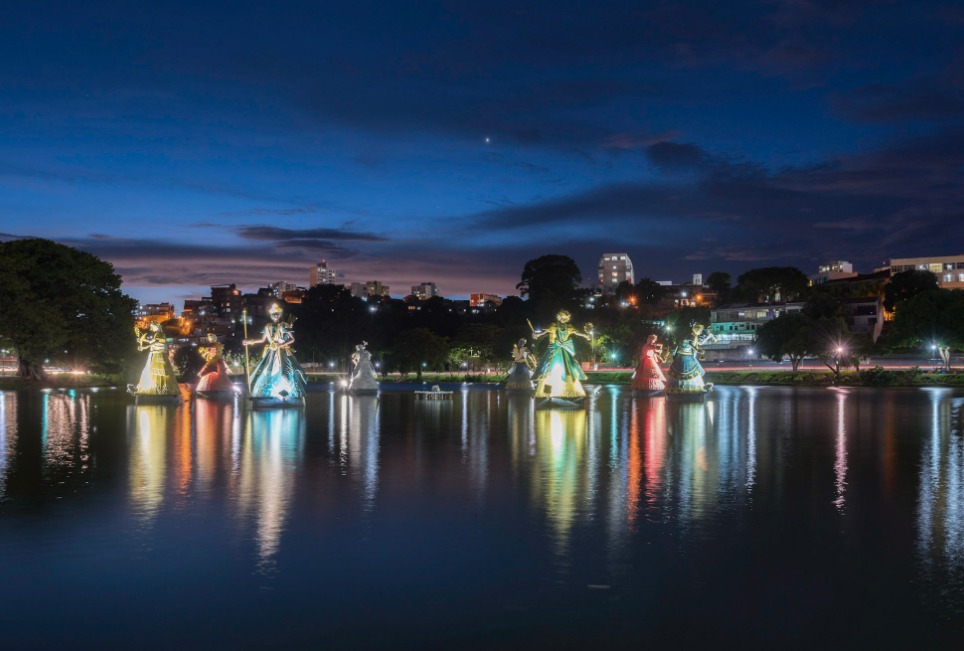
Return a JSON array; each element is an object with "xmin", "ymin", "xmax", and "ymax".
[
  {"xmin": 131, "ymin": 321, "xmax": 179, "ymax": 396},
  {"xmin": 530, "ymin": 310, "xmax": 593, "ymax": 400},
  {"xmin": 243, "ymin": 303, "xmax": 307, "ymax": 403}
]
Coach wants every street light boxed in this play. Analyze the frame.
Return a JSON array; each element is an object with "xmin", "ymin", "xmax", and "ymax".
[
  {"xmin": 589, "ymin": 328, "xmax": 597, "ymax": 370},
  {"xmin": 833, "ymin": 346, "xmax": 845, "ymax": 383}
]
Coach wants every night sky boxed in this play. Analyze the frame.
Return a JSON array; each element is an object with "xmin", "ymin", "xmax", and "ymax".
[{"xmin": 2, "ymin": 1, "xmax": 963, "ymax": 305}]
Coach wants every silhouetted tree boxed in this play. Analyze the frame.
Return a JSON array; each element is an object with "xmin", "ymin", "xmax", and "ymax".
[
  {"xmin": 888, "ymin": 289, "xmax": 964, "ymax": 360},
  {"xmin": 733, "ymin": 267, "xmax": 809, "ymax": 303},
  {"xmin": 883, "ymin": 269, "xmax": 939, "ymax": 313},
  {"xmin": 755, "ymin": 313, "xmax": 811, "ymax": 371},
  {"xmin": 0, "ymin": 238, "xmax": 137, "ymax": 379},
  {"xmin": 517, "ymin": 254, "xmax": 582, "ymax": 319},
  {"xmin": 635, "ymin": 277, "xmax": 665, "ymax": 305},
  {"xmin": 389, "ymin": 328, "xmax": 449, "ymax": 379}
]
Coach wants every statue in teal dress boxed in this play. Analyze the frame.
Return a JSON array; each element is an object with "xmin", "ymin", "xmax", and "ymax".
[
  {"xmin": 243, "ymin": 303, "xmax": 307, "ymax": 401},
  {"xmin": 667, "ymin": 323, "xmax": 716, "ymax": 396},
  {"xmin": 530, "ymin": 310, "xmax": 593, "ymax": 399}
]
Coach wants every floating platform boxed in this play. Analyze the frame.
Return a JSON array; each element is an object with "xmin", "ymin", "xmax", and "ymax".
[
  {"xmin": 195, "ymin": 390, "xmax": 240, "ymax": 401},
  {"xmin": 415, "ymin": 386, "xmax": 453, "ymax": 400},
  {"xmin": 665, "ymin": 388, "xmax": 712, "ymax": 401},
  {"xmin": 248, "ymin": 395, "xmax": 306, "ymax": 409},
  {"xmin": 134, "ymin": 393, "xmax": 182, "ymax": 405},
  {"xmin": 506, "ymin": 387, "xmax": 535, "ymax": 396},
  {"xmin": 632, "ymin": 389, "xmax": 665, "ymax": 397},
  {"xmin": 536, "ymin": 397, "xmax": 586, "ymax": 409}
]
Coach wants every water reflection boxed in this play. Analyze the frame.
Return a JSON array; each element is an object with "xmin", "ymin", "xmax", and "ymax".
[
  {"xmin": 531, "ymin": 408, "xmax": 589, "ymax": 557},
  {"xmin": 330, "ymin": 395, "xmax": 380, "ymax": 512},
  {"xmin": 0, "ymin": 392, "xmax": 16, "ymax": 498},
  {"xmin": 5, "ymin": 384, "xmax": 964, "ymax": 639},
  {"xmin": 128, "ymin": 405, "xmax": 174, "ymax": 529},
  {"xmin": 237, "ymin": 408, "xmax": 304, "ymax": 575},
  {"xmin": 918, "ymin": 389, "xmax": 964, "ymax": 577},
  {"xmin": 832, "ymin": 388, "xmax": 849, "ymax": 512}
]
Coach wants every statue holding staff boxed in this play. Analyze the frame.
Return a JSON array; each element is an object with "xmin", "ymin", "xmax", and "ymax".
[{"xmin": 242, "ymin": 303, "xmax": 307, "ymax": 402}]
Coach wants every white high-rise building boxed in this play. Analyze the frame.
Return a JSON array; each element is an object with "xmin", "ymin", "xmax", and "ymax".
[
  {"xmin": 310, "ymin": 260, "xmax": 338, "ymax": 287},
  {"xmin": 411, "ymin": 282, "xmax": 440, "ymax": 300},
  {"xmin": 888, "ymin": 255, "xmax": 964, "ymax": 290},
  {"xmin": 597, "ymin": 253, "xmax": 634, "ymax": 292}
]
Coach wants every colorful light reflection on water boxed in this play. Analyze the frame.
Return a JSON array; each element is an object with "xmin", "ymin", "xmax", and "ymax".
[{"xmin": 0, "ymin": 386, "xmax": 963, "ymax": 647}]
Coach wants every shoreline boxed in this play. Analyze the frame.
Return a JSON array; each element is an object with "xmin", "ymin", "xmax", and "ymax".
[{"xmin": 3, "ymin": 367, "xmax": 962, "ymax": 391}]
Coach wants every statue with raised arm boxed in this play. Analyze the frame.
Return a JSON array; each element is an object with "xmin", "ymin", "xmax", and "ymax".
[
  {"xmin": 349, "ymin": 341, "xmax": 379, "ymax": 394},
  {"xmin": 666, "ymin": 323, "xmax": 716, "ymax": 397},
  {"xmin": 242, "ymin": 302, "xmax": 307, "ymax": 404},
  {"xmin": 506, "ymin": 337, "xmax": 536, "ymax": 393},
  {"xmin": 196, "ymin": 333, "xmax": 236, "ymax": 396},
  {"xmin": 131, "ymin": 321, "xmax": 179, "ymax": 397},
  {"xmin": 530, "ymin": 310, "xmax": 592, "ymax": 400}
]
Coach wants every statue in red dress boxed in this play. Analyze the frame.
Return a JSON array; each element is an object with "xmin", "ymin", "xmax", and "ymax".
[
  {"xmin": 631, "ymin": 334, "xmax": 666, "ymax": 394},
  {"xmin": 196, "ymin": 333, "xmax": 236, "ymax": 396}
]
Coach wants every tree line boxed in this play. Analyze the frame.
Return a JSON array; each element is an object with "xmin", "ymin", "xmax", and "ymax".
[{"xmin": 2, "ymin": 240, "xmax": 961, "ymax": 381}]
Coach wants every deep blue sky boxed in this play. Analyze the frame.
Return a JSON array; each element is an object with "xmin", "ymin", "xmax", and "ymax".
[{"xmin": 2, "ymin": 0, "xmax": 963, "ymax": 306}]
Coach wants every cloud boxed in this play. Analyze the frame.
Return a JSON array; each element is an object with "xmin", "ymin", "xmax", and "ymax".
[
  {"xmin": 236, "ymin": 225, "xmax": 386, "ymax": 242},
  {"xmin": 645, "ymin": 142, "xmax": 707, "ymax": 171},
  {"xmin": 834, "ymin": 81, "xmax": 964, "ymax": 123}
]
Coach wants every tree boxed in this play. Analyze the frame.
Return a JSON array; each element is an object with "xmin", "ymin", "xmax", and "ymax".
[
  {"xmin": 516, "ymin": 255, "xmax": 582, "ymax": 317},
  {"xmin": 635, "ymin": 277, "xmax": 665, "ymax": 305},
  {"xmin": 0, "ymin": 238, "xmax": 137, "ymax": 379},
  {"xmin": 888, "ymin": 289, "xmax": 964, "ymax": 371},
  {"xmin": 293, "ymin": 284, "xmax": 371, "ymax": 365},
  {"xmin": 706, "ymin": 271, "xmax": 731, "ymax": 294},
  {"xmin": 449, "ymin": 323, "xmax": 504, "ymax": 371},
  {"xmin": 884, "ymin": 269, "xmax": 939, "ymax": 313},
  {"xmin": 734, "ymin": 267, "xmax": 809, "ymax": 303},
  {"xmin": 389, "ymin": 328, "xmax": 449, "ymax": 379},
  {"xmin": 755, "ymin": 313, "xmax": 811, "ymax": 371}
]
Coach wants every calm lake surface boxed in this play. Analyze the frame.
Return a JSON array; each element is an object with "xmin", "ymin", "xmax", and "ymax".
[{"xmin": 1, "ymin": 385, "xmax": 963, "ymax": 649}]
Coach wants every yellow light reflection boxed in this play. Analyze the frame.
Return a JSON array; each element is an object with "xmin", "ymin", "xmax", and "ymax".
[
  {"xmin": 532, "ymin": 408, "xmax": 588, "ymax": 557},
  {"xmin": 129, "ymin": 405, "xmax": 173, "ymax": 529}
]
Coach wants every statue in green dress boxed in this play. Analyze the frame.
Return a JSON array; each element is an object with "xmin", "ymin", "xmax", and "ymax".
[{"xmin": 530, "ymin": 310, "xmax": 593, "ymax": 400}]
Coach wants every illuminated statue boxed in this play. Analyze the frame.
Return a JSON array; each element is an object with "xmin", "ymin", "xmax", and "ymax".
[
  {"xmin": 666, "ymin": 323, "xmax": 716, "ymax": 397},
  {"xmin": 530, "ymin": 311, "xmax": 592, "ymax": 400},
  {"xmin": 349, "ymin": 341, "xmax": 379, "ymax": 394},
  {"xmin": 506, "ymin": 338, "xmax": 536, "ymax": 392},
  {"xmin": 196, "ymin": 333, "xmax": 235, "ymax": 396},
  {"xmin": 131, "ymin": 321, "xmax": 179, "ymax": 397},
  {"xmin": 243, "ymin": 303, "xmax": 307, "ymax": 404},
  {"xmin": 937, "ymin": 345, "xmax": 951, "ymax": 373},
  {"xmin": 632, "ymin": 334, "xmax": 666, "ymax": 394}
]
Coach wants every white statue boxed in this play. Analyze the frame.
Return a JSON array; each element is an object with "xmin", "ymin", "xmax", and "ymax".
[
  {"xmin": 349, "ymin": 341, "xmax": 379, "ymax": 394},
  {"xmin": 505, "ymin": 337, "xmax": 535, "ymax": 393}
]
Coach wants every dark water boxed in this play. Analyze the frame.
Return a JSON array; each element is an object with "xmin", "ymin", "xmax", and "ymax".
[{"xmin": 1, "ymin": 385, "xmax": 963, "ymax": 649}]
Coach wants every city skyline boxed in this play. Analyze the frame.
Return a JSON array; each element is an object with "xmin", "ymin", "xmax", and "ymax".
[{"xmin": 3, "ymin": 1, "xmax": 963, "ymax": 305}]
